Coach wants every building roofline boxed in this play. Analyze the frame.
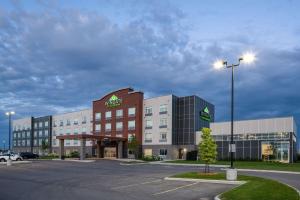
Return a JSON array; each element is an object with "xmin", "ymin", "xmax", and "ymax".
[
  {"xmin": 92, "ymin": 87, "xmax": 135, "ymax": 102},
  {"xmin": 52, "ymin": 108, "xmax": 92, "ymax": 117},
  {"xmin": 212, "ymin": 116, "xmax": 295, "ymax": 124}
]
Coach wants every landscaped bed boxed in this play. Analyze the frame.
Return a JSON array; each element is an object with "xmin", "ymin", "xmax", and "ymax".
[
  {"xmin": 166, "ymin": 160, "xmax": 300, "ymax": 172},
  {"xmin": 172, "ymin": 172, "xmax": 300, "ymax": 200}
]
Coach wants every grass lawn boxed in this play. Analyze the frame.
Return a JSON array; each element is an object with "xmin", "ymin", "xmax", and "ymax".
[
  {"xmin": 172, "ymin": 172, "xmax": 300, "ymax": 200},
  {"xmin": 166, "ymin": 160, "xmax": 300, "ymax": 172}
]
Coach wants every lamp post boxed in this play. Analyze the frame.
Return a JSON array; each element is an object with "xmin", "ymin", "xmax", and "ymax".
[
  {"xmin": 213, "ymin": 52, "xmax": 255, "ymax": 178},
  {"xmin": 2, "ymin": 140, "xmax": 5, "ymax": 151},
  {"xmin": 5, "ymin": 111, "xmax": 15, "ymax": 166}
]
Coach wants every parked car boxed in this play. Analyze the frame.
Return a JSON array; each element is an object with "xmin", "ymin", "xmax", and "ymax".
[
  {"xmin": 20, "ymin": 152, "xmax": 39, "ymax": 159},
  {"xmin": 0, "ymin": 153, "xmax": 23, "ymax": 162}
]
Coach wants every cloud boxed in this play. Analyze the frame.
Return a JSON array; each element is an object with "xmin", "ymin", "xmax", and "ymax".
[{"xmin": 0, "ymin": 1, "xmax": 299, "ymax": 149}]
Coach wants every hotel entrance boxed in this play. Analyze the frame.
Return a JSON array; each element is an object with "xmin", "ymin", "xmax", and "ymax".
[{"xmin": 104, "ymin": 147, "xmax": 117, "ymax": 158}]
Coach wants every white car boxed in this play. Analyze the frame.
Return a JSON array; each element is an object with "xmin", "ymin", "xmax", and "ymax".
[{"xmin": 0, "ymin": 153, "xmax": 23, "ymax": 162}]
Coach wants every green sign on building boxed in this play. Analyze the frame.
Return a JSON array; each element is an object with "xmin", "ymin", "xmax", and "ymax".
[
  {"xmin": 201, "ymin": 106, "xmax": 211, "ymax": 122},
  {"xmin": 105, "ymin": 95, "xmax": 122, "ymax": 108}
]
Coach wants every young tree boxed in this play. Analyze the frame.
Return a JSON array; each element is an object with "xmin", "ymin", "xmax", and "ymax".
[
  {"xmin": 41, "ymin": 140, "xmax": 49, "ymax": 156},
  {"xmin": 127, "ymin": 135, "xmax": 139, "ymax": 159},
  {"xmin": 198, "ymin": 127, "xmax": 217, "ymax": 173}
]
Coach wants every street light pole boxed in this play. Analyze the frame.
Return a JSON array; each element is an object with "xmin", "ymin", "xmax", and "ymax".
[{"xmin": 213, "ymin": 52, "xmax": 256, "ymax": 172}]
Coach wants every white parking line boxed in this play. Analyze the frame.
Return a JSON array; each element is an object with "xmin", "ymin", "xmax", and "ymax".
[
  {"xmin": 153, "ymin": 182, "xmax": 199, "ymax": 196},
  {"xmin": 112, "ymin": 179, "xmax": 163, "ymax": 190}
]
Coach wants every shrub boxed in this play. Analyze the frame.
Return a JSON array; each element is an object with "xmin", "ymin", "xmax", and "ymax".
[
  {"xmin": 141, "ymin": 155, "xmax": 161, "ymax": 161},
  {"xmin": 70, "ymin": 151, "xmax": 80, "ymax": 158},
  {"xmin": 297, "ymin": 153, "xmax": 300, "ymax": 162}
]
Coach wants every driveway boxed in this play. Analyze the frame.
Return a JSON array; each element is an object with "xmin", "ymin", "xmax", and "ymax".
[{"xmin": 0, "ymin": 160, "xmax": 234, "ymax": 200}]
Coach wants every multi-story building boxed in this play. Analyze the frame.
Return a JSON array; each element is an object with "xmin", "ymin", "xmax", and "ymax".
[
  {"xmin": 91, "ymin": 88, "xmax": 144, "ymax": 158},
  {"xmin": 210, "ymin": 117, "xmax": 297, "ymax": 163},
  {"xmin": 12, "ymin": 117, "xmax": 33, "ymax": 153},
  {"xmin": 143, "ymin": 95, "xmax": 215, "ymax": 159},
  {"xmin": 52, "ymin": 109, "xmax": 93, "ymax": 156},
  {"xmin": 32, "ymin": 116, "xmax": 52, "ymax": 154},
  {"xmin": 12, "ymin": 116, "xmax": 52, "ymax": 154}
]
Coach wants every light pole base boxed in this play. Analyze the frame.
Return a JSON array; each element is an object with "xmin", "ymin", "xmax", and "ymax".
[
  {"xmin": 7, "ymin": 159, "xmax": 12, "ymax": 166},
  {"xmin": 226, "ymin": 168, "xmax": 237, "ymax": 181}
]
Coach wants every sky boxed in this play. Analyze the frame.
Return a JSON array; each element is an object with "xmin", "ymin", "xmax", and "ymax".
[{"xmin": 0, "ymin": 0, "xmax": 300, "ymax": 150}]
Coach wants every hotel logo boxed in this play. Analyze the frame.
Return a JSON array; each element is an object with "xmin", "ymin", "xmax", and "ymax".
[
  {"xmin": 201, "ymin": 106, "xmax": 211, "ymax": 122},
  {"xmin": 105, "ymin": 95, "xmax": 122, "ymax": 108}
]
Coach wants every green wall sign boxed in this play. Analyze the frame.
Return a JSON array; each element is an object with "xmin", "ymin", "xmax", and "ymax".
[
  {"xmin": 105, "ymin": 95, "xmax": 122, "ymax": 108},
  {"xmin": 201, "ymin": 106, "xmax": 211, "ymax": 122}
]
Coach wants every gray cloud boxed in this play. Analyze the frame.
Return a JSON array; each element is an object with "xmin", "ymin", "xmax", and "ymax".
[{"xmin": 0, "ymin": 1, "xmax": 299, "ymax": 149}]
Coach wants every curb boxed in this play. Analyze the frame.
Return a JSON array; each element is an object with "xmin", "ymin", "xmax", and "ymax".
[
  {"xmin": 164, "ymin": 177, "xmax": 246, "ymax": 185},
  {"xmin": 151, "ymin": 162, "xmax": 229, "ymax": 168},
  {"xmin": 221, "ymin": 168, "xmax": 300, "ymax": 175},
  {"xmin": 120, "ymin": 162, "xmax": 148, "ymax": 166}
]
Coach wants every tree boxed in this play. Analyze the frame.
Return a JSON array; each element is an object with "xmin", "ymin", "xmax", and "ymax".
[
  {"xmin": 198, "ymin": 127, "xmax": 217, "ymax": 173},
  {"xmin": 127, "ymin": 135, "xmax": 139, "ymax": 159},
  {"xmin": 41, "ymin": 140, "xmax": 49, "ymax": 156}
]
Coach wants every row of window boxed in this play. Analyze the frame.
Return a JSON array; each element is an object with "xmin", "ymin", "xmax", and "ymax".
[
  {"xmin": 13, "ymin": 138, "xmax": 49, "ymax": 147},
  {"xmin": 94, "ymin": 107, "xmax": 136, "ymax": 121},
  {"xmin": 212, "ymin": 132, "xmax": 290, "ymax": 141},
  {"xmin": 144, "ymin": 149, "xmax": 168, "ymax": 156},
  {"xmin": 34, "ymin": 121, "xmax": 49, "ymax": 129},
  {"xmin": 54, "ymin": 116, "xmax": 89, "ymax": 127},
  {"xmin": 144, "ymin": 132, "xmax": 167, "ymax": 143},
  {"xmin": 95, "ymin": 121, "xmax": 136, "ymax": 132},
  {"xmin": 53, "ymin": 127, "xmax": 90, "ymax": 136},
  {"xmin": 13, "ymin": 131, "xmax": 31, "ymax": 139},
  {"xmin": 145, "ymin": 104, "xmax": 168, "ymax": 115},
  {"xmin": 145, "ymin": 118, "xmax": 168, "ymax": 129}
]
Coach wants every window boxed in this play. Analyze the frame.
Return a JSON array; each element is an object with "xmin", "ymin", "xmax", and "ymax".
[
  {"xmin": 145, "ymin": 107, "xmax": 152, "ymax": 115},
  {"xmin": 27, "ymin": 140, "xmax": 30, "ymax": 146},
  {"xmin": 34, "ymin": 131, "xmax": 37, "ymax": 137},
  {"xmin": 159, "ymin": 104, "xmax": 167, "ymax": 114},
  {"xmin": 53, "ymin": 120, "xmax": 57, "ymax": 127},
  {"xmin": 59, "ymin": 129, "xmax": 63, "ymax": 136},
  {"xmin": 128, "ymin": 134, "xmax": 135, "ymax": 142},
  {"xmin": 39, "ymin": 130, "xmax": 43, "ymax": 137},
  {"xmin": 74, "ymin": 139, "xmax": 78, "ymax": 145},
  {"xmin": 60, "ymin": 120, "xmax": 63, "ymax": 126},
  {"xmin": 52, "ymin": 139, "xmax": 56, "ymax": 146},
  {"xmin": 95, "ymin": 124, "xmax": 101, "ymax": 132},
  {"xmin": 53, "ymin": 130, "xmax": 56, "ymax": 136},
  {"xmin": 66, "ymin": 129, "xmax": 71, "ymax": 135},
  {"xmin": 116, "ymin": 109, "xmax": 123, "ymax": 118},
  {"xmin": 159, "ymin": 118, "xmax": 167, "ymax": 128},
  {"xmin": 105, "ymin": 111, "xmax": 112, "ymax": 119},
  {"xmin": 39, "ymin": 122, "xmax": 43, "ymax": 127},
  {"xmin": 95, "ymin": 113, "xmax": 101, "ymax": 121},
  {"xmin": 128, "ymin": 120, "xmax": 135, "ymax": 130},
  {"xmin": 34, "ymin": 139, "xmax": 37, "ymax": 146},
  {"xmin": 65, "ymin": 140, "xmax": 70, "ymax": 146},
  {"xmin": 45, "ymin": 121, "xmax": 48, "ymax": 127},
  {"xmin": 105, "ymin": 123, "xmax": 111, "ymax": 131},
  {"xmin": 144, "ymin": 133, "xmax": 152, "ymax": 143},
  {"xmin": 13, "ymin": 141, "xmax": 17, "ymax": 147},
  {"xmin": 82, "ymin": 116, "xmax": 87, "ymax": 124},
  {"xmin": 73, "ymin": 119, "xmax": 79, "ymax": 125},
  {"xmin": 34, "ymin": 123, "xmax": 38, "ymax": 128},
  {"xmin": 128, "ymin": 107, "xmax": 136, "ymax": 116},
  {"xmin": 160, "ymin": 132, "xmax": 167, "ymax": 142},
  {"xmin": 74, "ymin": 128, "xmax": 79, "ymax": 134},
  {"xmin": 159, "ymin": 149, "xmax": 167, "ymax": 156},
  {"xmin": 145, "ymin": 120, "xmax": 153, "ymax": 129},
  {"xmin": 66, "ymin": 119, "xmax": 71, "ymax": 126},
  {"xmin": 116, "ymin": 122, "xmax": 123, "ymax": 131},
  {"xmin": 82, "ymin": 127, "xmax": 87, "ymax": 133},
  {"xmin": 44, "ymin": 130, "xmax": 48, "ymax": 136}
]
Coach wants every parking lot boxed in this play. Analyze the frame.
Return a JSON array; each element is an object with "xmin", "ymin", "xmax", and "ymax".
[{"xmin": 0, "ymin": 160, "xmax": 234, "ymax": 200}]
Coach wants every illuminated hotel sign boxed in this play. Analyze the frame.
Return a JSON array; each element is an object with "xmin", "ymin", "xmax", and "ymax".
[
  {"xmin": 105, "ymin": 95, "xmax": 122, "ymax": 108},
  {"xmin": 201, "ymin": 106, "xmax": 211, "ymax": 122}
]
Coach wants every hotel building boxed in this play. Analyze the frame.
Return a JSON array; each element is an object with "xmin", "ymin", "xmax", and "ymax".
[
  {"xmin": 143, "ymin": 95, "xmax": 214, "ymax": 159},
  {"xmin": 52, "ymin": 109, "xmax": 93, "ymax": 156}
]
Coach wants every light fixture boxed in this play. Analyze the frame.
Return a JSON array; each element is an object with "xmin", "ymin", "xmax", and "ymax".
[
  {"xmin": 213, "ymin": 60, "xmax": 226, "ymax": 69},
  {"xmin": 241, "ymin": 52, "xmax": 256, "ymax": 64}
]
